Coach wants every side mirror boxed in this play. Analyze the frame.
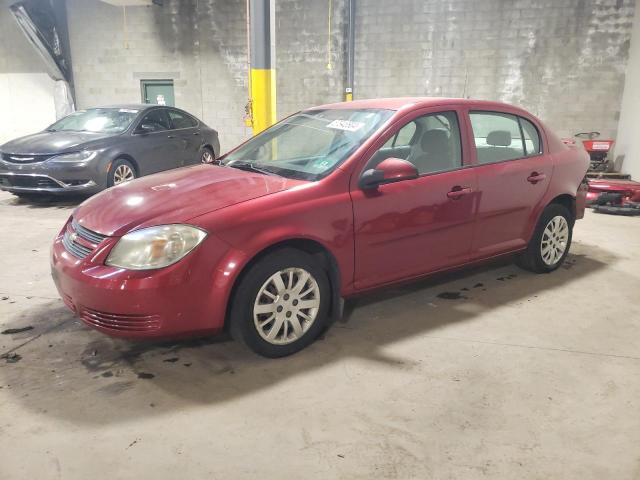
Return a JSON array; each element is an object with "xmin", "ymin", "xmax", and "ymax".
[
  {"xmin": 359, "ymin": 158, "xmax": 419, "ymax": 190},
  {"xmin": 137, "ymin": 123, "xmax": 155, "ymax": 133}
]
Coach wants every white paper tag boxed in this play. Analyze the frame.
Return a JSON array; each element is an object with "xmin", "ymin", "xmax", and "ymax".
[
  {"xmin": 119, "ymin": 108, "xmax": 139, "ymax": 113},
  {"xmin": 326, "ymin": 119, "xmax": 365, "ymax": 132}
]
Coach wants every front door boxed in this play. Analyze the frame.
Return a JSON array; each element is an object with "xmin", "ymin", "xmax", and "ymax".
[
  {"xmin": 352, "ymin": 109, "xmax": 478, "ymax": 290},
  {"xmin": 467, "ymin": 111, "xmax": 552, "ymax": 256}
]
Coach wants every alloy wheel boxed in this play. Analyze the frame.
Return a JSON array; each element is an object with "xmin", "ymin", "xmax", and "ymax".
[
  {"xmin": 540, "ymin": 215, "xmax": 569, "ymax": 265},
  {"xmin": 113, "ymin": 165, "xmax": 135, "ymax": 184},
  {"xmin": 201, "ymin": 149, "xmax": 214, "ymax": 164},
  {"xmin": 253, "ymin": 268, "xmax": 321, "ymax": 345}
]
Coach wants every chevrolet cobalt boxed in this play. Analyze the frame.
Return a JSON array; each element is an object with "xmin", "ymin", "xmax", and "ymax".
[{"xmin": 51, "ymin": 98, "xmax": 589, "ymax": 357}]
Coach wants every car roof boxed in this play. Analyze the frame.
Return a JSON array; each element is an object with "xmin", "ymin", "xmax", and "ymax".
[
  {"xmin": 83, "ymin": 104, "xmax": 159, "ymax": 111},
  {"xmin": 309, "ymin": 97, "xmax": 530, "ymax": 114}
]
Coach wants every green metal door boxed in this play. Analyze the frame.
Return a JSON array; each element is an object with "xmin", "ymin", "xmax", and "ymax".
[{"xmin": 141, "ymin": 80, "xmax": 175, "ymax": 107}]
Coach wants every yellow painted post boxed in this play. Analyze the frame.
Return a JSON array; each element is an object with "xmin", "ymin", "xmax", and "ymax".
[
  {"xmin": 249, "ymin": 0, "xmax": 276, "ymax": 134},
  {"xmin": 250, "ymin": 68, "xmax": 276, "ymax": 133}
]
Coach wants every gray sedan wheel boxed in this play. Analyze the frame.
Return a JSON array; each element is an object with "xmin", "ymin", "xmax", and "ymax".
[
  {"xmin": 200, "ymin": 147, "xmax": 214, "ymax": 164},
  {"xmin": 108, "ymin": 159, "xmax": 137, "ymax": 188}
]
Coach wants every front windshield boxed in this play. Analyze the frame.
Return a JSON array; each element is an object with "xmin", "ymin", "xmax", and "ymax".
[
  {"xmin": 47, "ymin": 108, "xmax": 140, "ymax": 134},
  {"xmin": 223, "ymin": 108, "xmax": 394, "ymax": 180}
]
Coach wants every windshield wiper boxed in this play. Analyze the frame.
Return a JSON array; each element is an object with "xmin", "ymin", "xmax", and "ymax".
[{"xmin": 226, "ymin": 161, "xmax": 278, "ymax": 176}]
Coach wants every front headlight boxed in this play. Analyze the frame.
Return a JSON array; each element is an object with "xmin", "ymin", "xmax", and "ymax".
[
  {"xmin": 106, "ymin": 224, "xmax": 207, "ymax": 270},
  {"xmin": 49, "ymin": 150, "xmax": 99, "ymax": 163}
]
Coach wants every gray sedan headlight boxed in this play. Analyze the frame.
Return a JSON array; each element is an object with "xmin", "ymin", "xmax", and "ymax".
[
  {"xmin": 106, "ymin": 225, "xmax": 207, "ymax": 270},
  {"xmin": 49, "ymin": 150, "xmax": 99, "ymax": 163}
]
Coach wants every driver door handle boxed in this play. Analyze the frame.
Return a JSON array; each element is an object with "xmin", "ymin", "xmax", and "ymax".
[
  {"xmin": 167, "ymin": 135, "xmax": 175, "ymax": 139},
  {"xmin": 527, "ymin": 172, "xmax": 547, "ymax": 184},
  {"xmin": 447, "ymin": 186, "xmax": 473, "ymax": 200}
]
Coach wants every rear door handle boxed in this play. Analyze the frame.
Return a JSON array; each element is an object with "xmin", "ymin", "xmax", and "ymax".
[
  {"xmin": 447, "ymin": 186, "xmax": 473, "ymax": 200},
  {"xmin": 167, "ymin": 135, "xmax": 175, "ymax": 139},
  {"xmin": 527, "ymin": 172, "xmax": 547, "ymax": 184},
  {"xmin": 193, "ymin": 131, "xmax": 201, "ymax": 136}
]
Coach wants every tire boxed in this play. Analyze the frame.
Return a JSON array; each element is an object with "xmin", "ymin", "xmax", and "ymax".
[
  {"xmin": 516, "ymin": 203, "xmax": 574, "ymax": 273},
  {"xmin": 200, "ymin": 146, "xmax": 215, "ymax": 164},
  {"xmin": 229, "ymin": 248, "xmax": 331, "ymax": 358},
  {"xmin": 108, "ymin": 158, "xmax": 136, "ymax": 187}
]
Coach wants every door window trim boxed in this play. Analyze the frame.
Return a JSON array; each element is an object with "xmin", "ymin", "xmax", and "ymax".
[
  {"xmin": 467, "ymin": 109, "xmax": 545, "ymax": 166},
  {"xmin": 166, "ymin": 107, "xmax": 200, "ymax": 131},
  {"xmin": 360, "ymin": 109, "xmax": 469, "ymax": 180},
  {"xmin": 131, "ymin": 107, "xmax": 172, "ymax": 135}
]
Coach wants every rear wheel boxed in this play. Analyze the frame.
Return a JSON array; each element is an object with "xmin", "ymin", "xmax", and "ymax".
[
  {"xmin": 200, "ymin": 146, "xmax": 215, "ymax": 164},
  {"xmin": 516, "ymin": 203, "xmax": 573, "ymax": 273},
  {"xmin": 108, "ymin": 158, "xmax": 136, "ymax": 187},
  {"xmin": 229, "ymin": 248, "xmax": 331, "ymax": 358}
]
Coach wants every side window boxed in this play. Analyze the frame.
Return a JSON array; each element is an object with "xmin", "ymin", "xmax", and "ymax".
[
  {"xmin": 394, "ymin": 122, "xmax": 417, "ymax": 147},
  {"xmin": 470, "ymin": 112, "xmax": 525, "ymax": 164},
  {"xmin": 519, "ymin": 117, "xmax": 542, "ymax": 156},
  {"xmin": 369, "ymin": 111, "xmax": 462, "ymax": 175},
  {"xmin": 138, "ymin": 109, "xmax": 171, "ymax": 132},
  {"xmin": 382, "ymin": 122, "xmax": 416, "ymax": 148},
  {"xmin": 168, "ymin": 110, "xmax": 198, "ymax": 129}
]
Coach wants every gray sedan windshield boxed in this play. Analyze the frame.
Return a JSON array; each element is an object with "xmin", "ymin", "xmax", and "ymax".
[{"xmin": 47, "ymin": 108, "xmax": 140, "ymax": 134}]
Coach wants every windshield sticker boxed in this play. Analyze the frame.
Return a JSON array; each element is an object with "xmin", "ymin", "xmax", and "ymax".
[
  {"xmin": 311, "ymin": 159, "xmax": 331, "ymax": 170},
  {"xmin": 326, "ymin": 119, "xmax": 365, "ymax": 132},
  {"xmin": 119, "ymin": 109, "xmax": 139, "ymax": 113}
]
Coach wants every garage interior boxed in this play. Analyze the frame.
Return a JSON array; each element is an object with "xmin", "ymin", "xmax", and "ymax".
[{"xmin": 1, "ymin": 0, "xmax": 640, "ymax": 479}]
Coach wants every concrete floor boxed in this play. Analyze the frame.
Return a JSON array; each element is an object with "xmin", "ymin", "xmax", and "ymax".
[{"xmin": 0, "ymin": 190, "xmax": 639, "ymax": 480}]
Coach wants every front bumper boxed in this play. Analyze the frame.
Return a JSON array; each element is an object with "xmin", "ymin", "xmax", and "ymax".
[
  {"xmin": 0, "ymin": 158, "xmax": 104, "ymax": 194},
  {"xmin": 51, "ymin": 220, "xmax": 235, "ymax": 339}
]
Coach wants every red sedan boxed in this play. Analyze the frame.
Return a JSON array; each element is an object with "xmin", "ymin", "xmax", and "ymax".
[{"xmin": 51, "ymin": 98, "xmax": 589, "ymax": 357}]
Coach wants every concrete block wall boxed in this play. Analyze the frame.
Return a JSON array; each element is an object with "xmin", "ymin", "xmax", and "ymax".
[
  {"xmin": 355, "ymin": 0, "xmax": 636, "ymax": 139},
  {"xmin": 276, "ymin": 0, "xmax": 347, "ymax": 117},
  {"xmin": 26, "ymin": 0, "xmax": 640, "ymax": 152},
  {"xmin": 66, "ymin": 0, "xmax": 251, "ymax": 152}
]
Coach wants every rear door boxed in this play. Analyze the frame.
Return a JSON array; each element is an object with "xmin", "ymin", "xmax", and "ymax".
[
  {"xmin": 167, "ymin": 109, "xmax": 202, "ymax": 166},
  {"xmin": 467, "ymin": 110, "xmax": 552, "ymax": 256},
  {"xmin": 131, "ymin": 108, "xmax": 181, "ymax": 174}
]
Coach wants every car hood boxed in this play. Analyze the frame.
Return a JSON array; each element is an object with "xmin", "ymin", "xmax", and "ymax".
[
  {"xmin": 74, "ymin": 165, "xmax": 306, "ymax": 237},
  {"xmin": 1, "ymin": 131, "xmax": 113, "ymax": 155}
]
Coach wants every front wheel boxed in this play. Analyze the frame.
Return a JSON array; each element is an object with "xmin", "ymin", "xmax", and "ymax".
[
  {"xmin": 516, "ymin": 203, "xmax": 574, "ymax": 273},
  {"xmin": 229, "ymin": 248, "xmax": 331, "ymax": 358},
  {"xmin": 108, "ymin": 158, "xmax": 136, "ymax": 187}
]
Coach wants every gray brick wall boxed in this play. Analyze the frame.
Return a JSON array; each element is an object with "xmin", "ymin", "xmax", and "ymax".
[
  {"xmin": 66, "ymin": 0, "xmax": 251, "ymax": 151},
  {"xmin": 355, "ymin": 0, "xmax": 636, "ymax": 139},
  {"xmin": 64, "ymin": 0, "xmax": 636, "ymax": 150},
  {"xmin": 276, "ymin": 0, "xmax": 347, "ymax": 117}
]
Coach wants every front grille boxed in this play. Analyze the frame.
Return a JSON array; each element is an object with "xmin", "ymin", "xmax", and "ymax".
[
  {"xmin": 0, "ymin": 174, "xmax": 60, "ymax": 189},
  {"xmin": 72, "ymin": 219, "xmax": 108, "ymax": 244},
  {"xmin": 62, "ymin": 231, "xmax": 93, "ymax": 258},
  {"xmin": 1, "ymin": 153, "xmax": 52, "ymax": 164},
  {"xmin": 62, "ymin": 218, "xmax": 108, "ymax": 259},
  {"xmin": 80, "ymin": 308, "xmax": 161, "ymax": 332}
]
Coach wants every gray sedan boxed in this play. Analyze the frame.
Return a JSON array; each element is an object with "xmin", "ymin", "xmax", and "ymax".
[{"xmin": 0, "ymin": 105, "xmax": 220, "ymax": 197}]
